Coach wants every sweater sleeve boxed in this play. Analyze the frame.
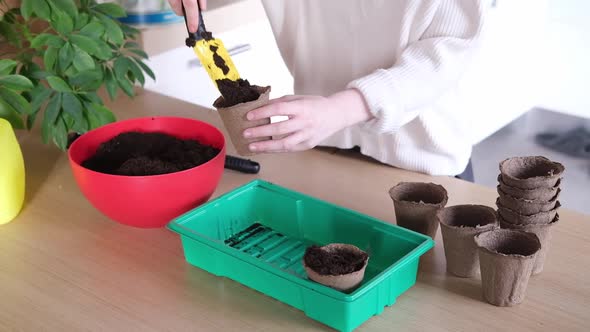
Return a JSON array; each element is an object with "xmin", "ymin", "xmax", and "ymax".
[{"xmin": 347, "ymin": 0, "xmax": 485, "ymax": 133}]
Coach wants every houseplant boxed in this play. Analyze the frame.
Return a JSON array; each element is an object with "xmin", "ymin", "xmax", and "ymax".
[{"xmin": 0, "ymin": 0, "xmax": 154, "ymax": 149}]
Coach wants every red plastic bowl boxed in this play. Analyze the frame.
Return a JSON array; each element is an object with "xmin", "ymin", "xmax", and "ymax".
[{"xmin": 68, "ymin": 116, "xmax": 226, "ymax": 228}]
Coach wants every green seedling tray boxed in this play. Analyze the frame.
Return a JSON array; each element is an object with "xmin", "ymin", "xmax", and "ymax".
[{"xmin": 168, "ymin": 180, "xmax": 434, "ymax": 331}]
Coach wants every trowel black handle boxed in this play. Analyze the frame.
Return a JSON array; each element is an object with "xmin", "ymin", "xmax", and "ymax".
[
  {"xmin": 225, "ymin": 155, "xmax": 260, "ymax": 174},
  {"xmin": 181, "ymin": 1, "xmax": 207, "ymax": 46}
]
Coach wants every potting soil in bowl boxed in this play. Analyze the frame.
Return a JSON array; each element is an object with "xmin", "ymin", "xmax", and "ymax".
[
  {"xmin": 82, "ymin": 131, "xmax": 220, "ymax": 176},
  {"xmin": 68, "ymin": 116, "xmax": 226, "ymax": 228}
]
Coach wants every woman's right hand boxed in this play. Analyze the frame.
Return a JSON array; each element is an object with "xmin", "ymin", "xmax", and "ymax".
[{"xmin": 168, "ymin": 0, "xmax": 207, "ymax": 33}]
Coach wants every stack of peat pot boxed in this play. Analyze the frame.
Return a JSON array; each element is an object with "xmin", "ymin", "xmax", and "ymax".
[
  {"xmin": 471, "ymin": 156, "xmax": 564, "ymax": 307},
  {"xmin": 495, "ymin": 156, "xmax": 564, "ymax": 276}
]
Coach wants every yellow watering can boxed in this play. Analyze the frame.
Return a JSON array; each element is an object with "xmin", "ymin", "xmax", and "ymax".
[{"xmin": 0, "ymin": 118, "xmax": 25, "ymax": 224}]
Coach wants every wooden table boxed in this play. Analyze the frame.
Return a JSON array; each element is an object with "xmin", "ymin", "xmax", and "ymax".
[{"xmin": 2, "ymin": 90, "xmax": 589, "ymax": 331}]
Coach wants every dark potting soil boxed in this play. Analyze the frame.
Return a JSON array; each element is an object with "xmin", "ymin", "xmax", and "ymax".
[
  {"xmin": 216, "ymin": 78, "xmax": 261, "ymax": 108},
  {"xmin": 207, "ymin": 43, "xmax": 261, "ymax": 108},
  {"xmin": 210, "ymin": 45, "xmax": 230, "ymax": 75},
  {"xmin": 304, "ymin": 245, "xmax": 369, "ymax": 276},
  {"xmin": 185, "ymin": 31, "xmax": 213, "ymax": 47},
  {"xmin": 82, "ymin": 132, "xmax": 220, "ymax": 176},
  {"xmin": 201, "ymin": 31, "xmax": 213, "ymax": 41}
]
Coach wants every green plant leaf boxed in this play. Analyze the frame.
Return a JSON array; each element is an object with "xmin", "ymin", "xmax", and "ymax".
[
  {"xmin": 129, "ymin": 48, "xmax": 148, "ymax": 59},
  {"xmin": 72, "ymin": 115, "xmax": 89, "ymax": 133},
  {"xmin": 41, "ymin": 93, "xmax": 62, "ymax": 143},
  {"xmin": 0, "ymin": 75, "xmax": 34, "ymax": 90},
  {"xmin": 120, "ymin": 23, "xmax": 139, "ymax": 37},
  {"xmin": 81, "ymin": 92, "xmax": 103, "ymax": 105},
  {"xmin": 30, "ymin": 71, "xmax": 52, "ymax": 80},
  {"xmin": 52, "ymin": 0, "xmax": 78, "ymax": 19},
  {"xmin": 113, "ymin": 57, "xmax": 129, "ymax": 81},
  {"xmin": 20, "ymin": 0, "xmax": 34, "ymax": 20},
  {"xmin": 44, "ymin": 47, "xmax": 59, "ymax": 72},
  {"xmin": 61, "ymin": 112, "xmax": 75, "ymax": 131},
  {"xmin": 0, "ymin": 87, "xmax": 32, "ymax": 115},
  {"xmin": 116, "ymin": 76, "xmax": 134, "ymax": 97},
  {"xmin": 30, "ymin": 86, "xmax": 53, "ymax": 114},
  {"xmin": 0, "ymin": 21, "xmax": 20, "ymax": 45},
  {"xmin": 96, "ymin": 106, "xmax": 116, "ymax": 125},
  {"xmin": 73, "ymin": 48, "xmax": 95, "ymax": 71},
  {"xmin": 133, "ymin": 58, "xmax": 155, "ymax": 81},
  {"xmin": 61, "ymin": 92, "xmax": 86, "ymax": 130},
  {"xmin": 26, "ymin": 112, "xmax": 38, "ymax": 130},
  {"xmin": 47, "ymin": 76, "xmax": 72, "ymax": 92},
  {"xmin": 93, "ymin": 3, "xmax": 126, "ymax": 18},
  {"xmin": 58, "ymin": 43, "xmax": 74, "ymax": 72},
  {"xmin": 87, "ymin": 102, "xmax": 115, "ymax": 126},
  {"xmin": 69, "ymin": 34, "xmax": 99, "ymax": 56},
  {"xmin": 64, "ymin": 65, "xmax": 79, "ymax": 77},
  {"xmin": 52, "ymin": 116, "xmax": 68, "ymax": 150},
  {"xmin": 2, "ymin": 8, "xmax": 20, "ymax": 24},
  {"xmin": 30, "ymin": 33, "xmax": 64, "ymax": 48},
  {"xmin": 49, "ymin": 36, "xmax": 65, "ymax": 49},
  {"xmin": 75, "ymin": 13, "xmax": 90, "ymax": 30},
  {"xmin": 41, "ymin": 118, "xmax": 52, "ymax": 143},
  {"xmin": 84, "ymin": 108, "xmax": 100, "ymax": 129},
  {"xmin": 79, "ymin": 21, "xmax": 105, "ymax": 39},
  {"xmin": 126, "ymin": 58, "xmax": 145, "ymax": 85},
  {"xmin": 94, "ymin": 40, "xmax": 113, "ymax": 60},
  {"xmin": 104, "ymin": 68, "xmax": 117, "ymax": 100},
  {"xmin": 69, "ymin": 70, "xmax": 102, "ymax": 85},
  {"xmin": 0, "ymin": 99, "xmax": 24, "ymax": 129},
  {"xmin": 98, "ymin": 14, "xmax": 124, "ymax": 45},
  {"xmin": 124, "ymin": 41, "xmax": 140, "ymax": 49},
  {"xmin": 0, "ymin": 59, "xmax": 17, "ymax": 76},
  {"xmin": 69, "ymin": 69, "xmax": 103, "ymax": 91},
  {"xmin": 19, "ymin": 62, "xmax": 42, "ymax": 81},
  {"xmin": 31, "ymin": 33, "xmax": 51, "ymax": 48},
  {"xmin": 45, "ymin": 93, "xmax": 62, "ymax": 124},
  {"xmin": 32, "ymin": 0, "xmax": 51, "ymax": 21},
  {"xmin": 52, "ymin": 10, "xmax": 74, "ymax": 35}
]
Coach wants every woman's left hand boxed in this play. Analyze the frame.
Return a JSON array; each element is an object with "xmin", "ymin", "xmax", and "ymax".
[{"xmin": 243, "ymin": 89, "xmax": 372, "ymax": 153}]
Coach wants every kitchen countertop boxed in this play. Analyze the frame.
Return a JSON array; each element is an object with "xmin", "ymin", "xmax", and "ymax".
[{"xmin": 2, "ymin": 90, "xmax": 589, "ymax": 331}]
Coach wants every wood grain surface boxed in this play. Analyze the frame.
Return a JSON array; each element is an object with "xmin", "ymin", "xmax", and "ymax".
[{"xmin": 2, "ymin": 90, "xmax": 589, "ymax": 331}]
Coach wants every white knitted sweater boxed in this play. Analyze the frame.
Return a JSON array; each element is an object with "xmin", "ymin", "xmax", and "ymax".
[{"xmin": 261, "ymin": 0, "xmax": 485, "ymax": 176}]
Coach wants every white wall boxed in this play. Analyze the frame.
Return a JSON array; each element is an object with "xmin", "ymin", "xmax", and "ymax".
[
  {"xmin": 536, "ymin": 0, "xmax": 590, "ymax": 119},
  {"xmin": 456, "ymin": 0, "xmax": 550, "ymax": 143}
]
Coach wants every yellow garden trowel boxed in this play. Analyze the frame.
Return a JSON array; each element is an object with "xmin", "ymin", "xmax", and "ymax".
[{"xmin": 182, "ymin": 3, "xmax": 240, "ymax": 86}]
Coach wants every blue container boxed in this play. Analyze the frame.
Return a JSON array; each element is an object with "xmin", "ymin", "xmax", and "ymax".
[{"xmin": 115, "ymin": 0, "xmax": 183, "ymax": 25}]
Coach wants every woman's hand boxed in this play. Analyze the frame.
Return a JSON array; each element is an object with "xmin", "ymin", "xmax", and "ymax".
[
  {"xmin": 168, "ymin": 0, "xmax": 207, "ymax": 33},
  {"xmin": 244, "ymin": 89, "xmax": 372, "ymax": 153}
]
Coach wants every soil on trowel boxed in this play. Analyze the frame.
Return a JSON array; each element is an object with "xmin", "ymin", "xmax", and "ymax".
[
  {"xmin": 82, "ymin": 132, "xmax": 220, "ymax": 176},
  {"xmin": 303, "ymin": 245, "xmax": 369, "ymax": 276},
  {"xmin": 210, "ymin": 45, "xmax": 230, "ymax": 75},
  {"xmin": 185, "ymin": 31, "xmax": 213, "ymax": 47},
  {"xmin": 207, "ymin": 42, "xmax": 261, "ymax": 108}
]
